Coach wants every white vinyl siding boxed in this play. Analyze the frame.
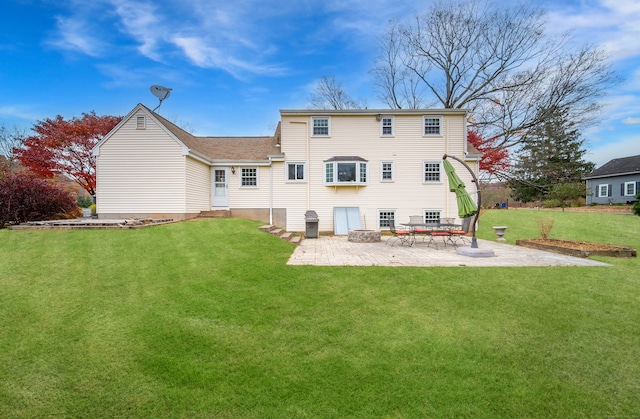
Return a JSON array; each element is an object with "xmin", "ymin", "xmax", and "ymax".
[
  {"xmin": 96, "ymin": 110, "xmax": 187, "ymax": 214},
  {"xmin": 278, "ymin": 112, "xmax": 471, "ymax": 232},
  {"xmin": 186, "ymin": 157, "xmax": 210, "ymax": 212}
]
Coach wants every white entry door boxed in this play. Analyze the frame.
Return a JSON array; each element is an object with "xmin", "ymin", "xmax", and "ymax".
[{"xmin": 212, "ymin": 168, "xmax": 229, "ymax": 207}]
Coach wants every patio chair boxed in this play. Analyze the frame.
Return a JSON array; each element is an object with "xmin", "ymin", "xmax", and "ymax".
[
  {"xmin": 426, "ymin": 229, "xmax": 452, "ymax": 248},
  {"xmin": 408, "ymin": 215, "xmax": 431, "ymax": 242},
  {"xmin": 450, "ymin": 218, "xmax": 471, "ymax": 246},
  {"xmin": 387, "ymin": 219, "xmax": 414, "ymax": 247}
]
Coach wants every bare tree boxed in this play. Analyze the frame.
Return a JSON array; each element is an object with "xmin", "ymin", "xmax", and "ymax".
[
  {"xmin": 373, "ymin": 0, "xmax": 617, "ymax": 150},
  {"xmin": 371, "ymin": 22, "xmax": 427, "ymax": 109},
  {"xmin": 308, "ymin": 75, "xmax": 367, "ymax": 110},
  {"xmin": 0, "ymin": 124, "xmax": 27, "ymax": 173}
]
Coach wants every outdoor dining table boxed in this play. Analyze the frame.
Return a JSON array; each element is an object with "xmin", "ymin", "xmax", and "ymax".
[{"xmin": 401, "ymin": 223, "xmax": 464, "ymax": 248}]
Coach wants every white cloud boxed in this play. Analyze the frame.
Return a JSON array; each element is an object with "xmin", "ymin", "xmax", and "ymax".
[
  {"xmin": 622, "ymin": 117, "xmax": 640, "ymax": 124},
  {"xmin": 0, "ymin": 105, "xmax": 43, "ymax": 122},
  {"xmin": 107, "ymin": 0, "xmax": 162, "ymax": 60},
  {"xmin": 172, "ymin": 36, "xmax": 286, "ymax": 78},
  {"xmin": 587, "ymin": 135, "xmax": 640, "ymax": 167},
  {"xmin": 49, "ymin": 15, "xmax": 105, "ymax": 57},
  {"xmin": 544, "ymin": 0, "xmax": 640, "ymax": 61}
]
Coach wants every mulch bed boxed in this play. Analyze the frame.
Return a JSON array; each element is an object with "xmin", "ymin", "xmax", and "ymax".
[{"xmin": 516, "ymin": 238, "xmax": 636, "ymax": 258}]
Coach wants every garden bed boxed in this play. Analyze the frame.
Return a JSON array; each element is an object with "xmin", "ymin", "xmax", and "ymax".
[{"xmin": 516, "ymin": 238, "xmax": 636, "ymax": 258}]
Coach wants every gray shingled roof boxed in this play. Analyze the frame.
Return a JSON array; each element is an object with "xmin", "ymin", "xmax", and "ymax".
[
  {"xmin": 585, "ymin": 154, "xmax": 640, "ymax": 179},
  {"xmin": 146, "ymin": 105, "xmax": 282, "ymax": 162}
]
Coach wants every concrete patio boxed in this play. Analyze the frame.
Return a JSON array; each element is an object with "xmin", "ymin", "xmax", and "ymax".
[{"xmin": 287, "ymin": 236, "xmax": 611, "ymax": 267}]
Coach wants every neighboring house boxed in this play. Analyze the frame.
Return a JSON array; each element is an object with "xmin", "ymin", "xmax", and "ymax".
[
  {"xmin": 93, "ymin": 104, "xmax": 480, "ymax": 233},
  {"xmin": 584, "ymin": 154, "xmax": 640, "ymax": 204}
]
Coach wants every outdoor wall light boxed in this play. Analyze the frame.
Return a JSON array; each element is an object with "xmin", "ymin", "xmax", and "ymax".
[{"xmin": 231, "ymin": 166, "xmax": 236, "ymax": 174}]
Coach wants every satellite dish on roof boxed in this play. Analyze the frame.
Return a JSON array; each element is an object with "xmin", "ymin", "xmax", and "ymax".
[{"xmin": 150, "ymin": 85, "xmax": 172, "ymax": 112}]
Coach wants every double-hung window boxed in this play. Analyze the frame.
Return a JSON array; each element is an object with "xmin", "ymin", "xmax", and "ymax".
[
  {"xmin": 381, "ymin": 161, "xmax": 394, "ymax": 182},
  {"xmin": 311, "ymin": 116, "xmax": 330, "ymax": 136},
  {"xmin": 423, "ymin": 161, "xmax": 442, "ymax": 183},
  {"xmin": 381, "ymin": 116, "xmax": 394, "ymax": 136},
  {"xmin": 324, "ymin": 157, "xmax": 368, "ymax": 186},
  {"xmin": 423, "ymin": 116, "xmax": 442, "ymax": 136},
  {"xmin": 623, "ymin": 181, "xmax": 636, "ymax": 196},
  {"xmin": 241, "ymin": 167, "xmax": 258, "ymax": 187},
  {"xmin": 597, "ymin": 184, "xmax": 610, "ymax": 197},
  {"xmin": 286, "ymin": 162, "xmax": 305, "ymax": 182}
]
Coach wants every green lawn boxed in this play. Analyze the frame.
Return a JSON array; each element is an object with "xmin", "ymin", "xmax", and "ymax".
[{"xmin": 1, "ymin": 211, "xmax": 639, "ymax": 418}]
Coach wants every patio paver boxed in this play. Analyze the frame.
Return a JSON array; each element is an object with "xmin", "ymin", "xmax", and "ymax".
[{"xmin": 287, "ymin": 236, "xmax": 611, "ymax": 267}]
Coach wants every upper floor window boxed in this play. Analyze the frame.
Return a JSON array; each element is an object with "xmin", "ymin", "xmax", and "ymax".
[
  {"xmin": 286, "ymin": 162, "xmax": 306, "ymax": 182},
  {"xmin": 623, "ymin": 181, "xmax": 637, "ymax": 196},
  {"xmin": 380, "ymin": 116, "xmax": 394, "ymax": 136},
  {"xmin": 381, "ymin": 161, "xmax": 394, "ymax": 182},
  {"xmin": 423, "ymin": 116, "xmax": 442, "ymax": 136},
  {"xmin": 311, "ymin": 116, "xmax": 330, "ymax": 136},
  {"xmin": 324, "ymin": 157, "xmax": 368, "ymax": 186},
  {"xmin": 241, "ymin": 167, "xmax": 258, "ymax": 187},
  {"xmin": 423, "ymin": 161, "xmax": 442, "ymax": 183}
]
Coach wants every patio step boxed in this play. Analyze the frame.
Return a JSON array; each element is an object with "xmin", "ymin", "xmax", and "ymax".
[{"xmin": 259, "ymin": 225, "xmax": 301, "ymax": 245}]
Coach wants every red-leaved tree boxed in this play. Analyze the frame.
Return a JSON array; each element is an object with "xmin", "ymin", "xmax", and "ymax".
[
  {"xmin": 14, "ymin": 112, "xmax": 122, "ymax": 195},
  {"xmin": 467, "ymin": 130, "xmax": 510, "ymax": 176}
]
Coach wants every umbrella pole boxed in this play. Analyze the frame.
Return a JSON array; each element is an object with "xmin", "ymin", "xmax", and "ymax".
[{"xmin": 443, "ymin": 154, "xmax": 481, "ymax": 248}]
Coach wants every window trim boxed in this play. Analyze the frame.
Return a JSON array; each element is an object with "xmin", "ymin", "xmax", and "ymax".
[
  {"xmin": 378, "ymin": 209, "xmax": 397, "ymax": 229},
  {"xmin": 285, "ymin": 162, "xmax": 306, "ymax": 182},
  {"xmin": 423, "ymin": 115, "xmax": 442, "ymax": 136},
  {"xmin": 423, "ymin": 209, "xmax": 443, "ymax": 224},
  {"xmin": 623, "ymin": 181, "xmax": 636, "ymax": 196},
  {"xmin": 380, "ymin": 115, "xmax": 394, "ymax": 137},
  {"xmin": 324, "ymin": 159, "xmax": 369, "ymax": 186},
  {"xmin": 240, "ymin": 167, "xmax": 259, "ymax": 188},
  {"xmin": 597, "ymin": 183, "xmax": 610, "ymax": 197},
  {"xmin": 423, "ymin": 160, "xmax": 442, "ymax": 184},
  {"xmin": 380, "ymin": 161, "xmax": 395, "ymax": 182},
  {"xmin": 311, "ymin": 116, "xmax": 331, "ymax": 137}
]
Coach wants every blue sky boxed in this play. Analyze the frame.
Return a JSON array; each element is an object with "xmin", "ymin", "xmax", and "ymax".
[{"xmin": 1, "ymin": 0, "xmax": 639, "ymax": 167}]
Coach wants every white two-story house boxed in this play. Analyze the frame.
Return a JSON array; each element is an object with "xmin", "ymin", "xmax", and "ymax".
[{"xmin": 93, "ymin": 104, "xmax": 480, "ymax": 234}]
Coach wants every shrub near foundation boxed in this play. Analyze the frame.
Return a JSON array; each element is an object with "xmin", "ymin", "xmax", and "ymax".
[{"xmin": 0, "ymin": 171, "xmax": 77, "ymax": 227}]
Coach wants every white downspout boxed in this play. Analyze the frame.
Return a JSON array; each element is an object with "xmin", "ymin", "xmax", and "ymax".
[{"xmin": 269, "ymin": 158, "xmax": 273, "ymax": 225}]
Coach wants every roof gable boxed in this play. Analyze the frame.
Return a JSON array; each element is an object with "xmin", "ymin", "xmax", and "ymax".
[
  {"xmin": 94, "ymin": 104, "xmax": 282, "ymax": 163},
  {"xmin": 586, "ymin": 154, "xmax": 640, "ymax": 178}
]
